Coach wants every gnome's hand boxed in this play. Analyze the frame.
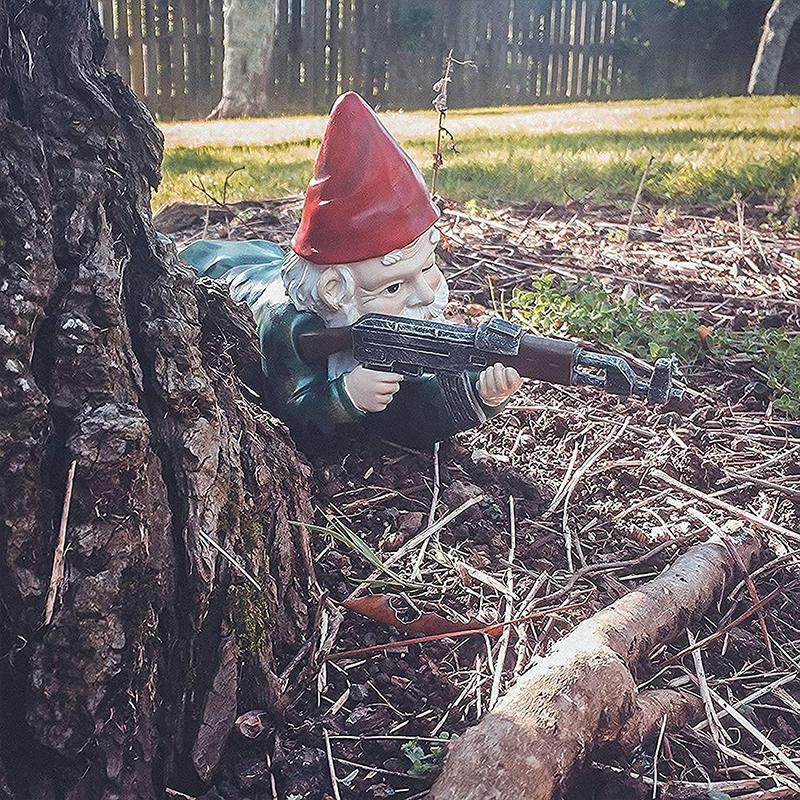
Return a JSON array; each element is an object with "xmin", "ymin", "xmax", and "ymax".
[
  {"xmin": 344, "ymin": 366, "xmax": 404, "ymax": 413},
  {"xmin": 477, "ymin": 363, "xmax": 523, "ymax": 407}
]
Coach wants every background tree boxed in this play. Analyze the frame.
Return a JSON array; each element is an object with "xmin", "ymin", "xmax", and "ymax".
[
  {"xmin": 0, "ymin": 1, "xmax": 315, "ymax": 797},
  {"xmin": 211, "ymin": 0, "xmax": 279, "ymax": 118},
  {"xmin": 749, "ymin": 0, "xmax": 800, "ymax": 92}
]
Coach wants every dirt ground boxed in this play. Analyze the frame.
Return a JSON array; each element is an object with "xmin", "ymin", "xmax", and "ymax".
[{"xmin": 156, "ymin": 197, "xmax": 800, "ymax": 800}]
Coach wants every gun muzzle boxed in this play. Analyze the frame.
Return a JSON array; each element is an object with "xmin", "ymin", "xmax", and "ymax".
[{"xmin": 573, "ymin": 351, "xmax": 684, "ymax": 404}]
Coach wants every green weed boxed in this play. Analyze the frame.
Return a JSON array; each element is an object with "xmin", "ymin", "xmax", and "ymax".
[
  {"xmin": 290, "ymin": 517, "xmax": 421, "ymax": 587},
  {"xmin": 511, "ymin": 274, "xmax": 800, "ymax": 416},
  {"xmin": 512, "ymin": 274, "xmax": 705, "ymax": 363},
  {"xmin": 401, "ymin": 735, "xmax": 452, "ymax": 776}
]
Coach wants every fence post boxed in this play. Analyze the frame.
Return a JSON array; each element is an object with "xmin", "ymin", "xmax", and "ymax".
[
  {"xmin": 114, "ymin": 0, "xmax": 131, "ymax": 84},
  {"xmin": 102, "ymin": 0, "xmax": 638, "ymax": 118},
  {"xmin": 128, "ymin": 0, "xmax": 145, "ymax": 98}
]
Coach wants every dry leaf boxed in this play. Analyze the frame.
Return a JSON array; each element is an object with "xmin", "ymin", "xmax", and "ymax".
[
  {"xmin": 235, "ymin": 710, "xmax": 272, "ymax": 739},
  {"xmin": 465, "ymin": 302, "xmax": 487, "ymax": 317},
  {"xmin": 342, "ymin": 594, "xmax": 485, "ymax": 637}
]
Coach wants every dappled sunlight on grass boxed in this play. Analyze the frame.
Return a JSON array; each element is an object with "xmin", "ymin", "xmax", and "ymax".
[{"xmin": 155, "ymin": 96, "xmax": 800, "ymax": 211}]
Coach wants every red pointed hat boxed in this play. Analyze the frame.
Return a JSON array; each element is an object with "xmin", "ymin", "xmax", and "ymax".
[{"xmin": 291, "ymin": 92, "xmax": 439, "ymax": 265}]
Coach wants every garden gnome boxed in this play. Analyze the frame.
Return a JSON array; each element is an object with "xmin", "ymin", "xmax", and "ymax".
[{"xmin": 181, "ymin": 92, "xmax": 522, "ymax": 448}]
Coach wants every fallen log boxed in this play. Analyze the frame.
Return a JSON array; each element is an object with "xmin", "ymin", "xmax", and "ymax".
[{"xmin": 429, "ymin": 531, "xmax": 761, "ymax": 800}]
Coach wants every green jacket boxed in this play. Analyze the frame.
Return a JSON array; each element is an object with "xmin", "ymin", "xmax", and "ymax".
[{"xmin": 180, "ymin": 239, "xmax": 504, "ymax": 449}]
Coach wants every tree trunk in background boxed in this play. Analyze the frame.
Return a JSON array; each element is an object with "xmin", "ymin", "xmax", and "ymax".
[
  {"xmin": 0, "ymin": 2, "xmax": 315, "ymax": 798},
  {"xmin": 211, "ymin": 0, "xmax": 278, "ymax": 118},
  {"xmin": 749, "ymin": 0, "xmax": 800, "ymax": 93}
]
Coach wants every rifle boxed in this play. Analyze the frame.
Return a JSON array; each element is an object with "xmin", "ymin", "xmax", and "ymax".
[{"xmin": 298, "ymin": 314, "xmax": 683, "ymax": 405}]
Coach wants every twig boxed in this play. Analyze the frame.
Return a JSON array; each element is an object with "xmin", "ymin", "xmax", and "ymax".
[
  {"xmin": 522, "ymin": 534, "xmax": 696, "ymax": 611},
  {"xmin": 624, "ymin": 155, "xmax": 654, "ymax": 246},
  {"xmin": 328, "ymin": 601, "xmax": 585, "ymax": 661},
  {"xmin": 266, "ymin": 751, "xmax": 279, "ymax": 800},
  {"xmin": 722, "ymin": 468, "xmax": 800, "ymax": 502},
  {"xmin": 652, "ymin": 714, "xmax": 668, "ymax": 800},
  {"xmin": 44, "ymin": 460, "xmax": 77, "ymax": 626},
  {"xmin": 733, "ymin": 789, "xmax": 799, "ymax": 800},
  {"xmin": 694, "ymin": 671, "xmax": 797, "ymax": 733},
  {"xmin": 432, "ymin": 654, "xmax": 481, "ymax": 735},
  {"xmin": 651, "ymin": 469, "xmax": 800, "ymax": 544},
  {"xmin": 736, "ymin": 194, "xmax": 746, "ymax": 258},
  {"xmin": 346, "ymin": 493, "xmax": 485, "ymax": 601},
  {"xmin": 715, "ymin": 740, "xmax": 800, "ymax": 794},
  {"xmin": 222, "ymin": 165, "xmax": 244, "ymax": 206},
  {"xmin": 324, "ymin": 730, "xmax": 342, "ymax": 800},
  {"xmin": 412, "ymin": 441, "xmax": 442, "ymax": 580},
  {"xmin": 427, "ymin": 441, "xmax": 441, "ymax": 529},
  {"xmin": 661, "ymin": 585, "xmax": 783, "ymax": 667},
  {"xmin": 489, "ymin": 496, "xmax": 516, "ymax": 710},
  {"xmin": 687, "ymin": 630, "xmax": 728, "ymax": 744},
  {"xmin": 197, "ymin": 529, "xmax": 262, "ymax": 591},
  {"xmin": 550, "ymin": 419, "xmax": 630, "ymax": 571},
  {"xmin": 431, "ymin": 50, "xmax": 454, "ymax": 197},
  {"xmin": 190, "ymin": 167, "xmax": 260, "ymax": 237},
  {"xmin": 720, "ymin": 536, "xmax": 776, "ymax": 669},
  {"xmin": 707, "ymin": 685, "xmax": 800, "ymax": 789},
  {"xmin": 684, "ymin": 508, "xmax": 775, "ymax": 668},
  {"xmin": 430, "ymin": 51, "xmax": 475, "ymax": 196}
]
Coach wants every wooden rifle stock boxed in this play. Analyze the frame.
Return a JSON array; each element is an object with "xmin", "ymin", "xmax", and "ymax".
[
  {"xmin": 498, "ymin": 334, "xmax": 578, "ymax": 386},
  {"xmin": 298, "ymin": 326, "xmax": 353, "ymax": 363}
]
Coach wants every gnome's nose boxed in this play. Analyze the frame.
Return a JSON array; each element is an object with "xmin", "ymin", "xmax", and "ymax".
[{"xmin": 411, "ymin": 275, "xmax": 435, "ymax": 307}]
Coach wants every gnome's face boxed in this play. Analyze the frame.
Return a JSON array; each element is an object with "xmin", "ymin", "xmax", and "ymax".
[
  {"xmin": 282, "ymin": 225, "xmax": 449, "ymax": 379},
  {"xmin": 329, "ymin": 226, "xmax": 447, "ymax": 323},
  {"xmin": 283, "ymin": 225, "xmax": 448, "ymax": 328}
]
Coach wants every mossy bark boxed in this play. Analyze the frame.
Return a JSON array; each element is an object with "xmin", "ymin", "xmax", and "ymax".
[{"xmin": 0, "ymin": 3, "xmax": 315, "ymax": 797}]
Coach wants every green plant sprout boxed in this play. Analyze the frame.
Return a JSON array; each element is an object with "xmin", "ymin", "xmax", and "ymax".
[
  {"xmin": 401, "ymin": 733, "xmax": 453, "ymax": 776},
  {"xmin": 511, "ymin": 274, "xmax": 800, "ymax": 416}
]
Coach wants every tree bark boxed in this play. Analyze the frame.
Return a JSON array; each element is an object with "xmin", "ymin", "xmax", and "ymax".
[
  {"xmin": 0, "ymin": 3, "xmax": 315, "ymax": 798},
  {"xmin": 210, "ymin": 0, "xmax": 278, "ymax": 118},
  {"xmin": 748, "ymin": 0, "xmax": 800, "ymax": 94},
  {"xmin": 429, "ymin": 532, "xmax": 761, "ymax": 800}
]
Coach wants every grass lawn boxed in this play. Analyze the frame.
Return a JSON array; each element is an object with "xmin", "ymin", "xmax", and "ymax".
[{"xmin": 156, "ymin": 96, "xmax": 800, "ymax": 212}]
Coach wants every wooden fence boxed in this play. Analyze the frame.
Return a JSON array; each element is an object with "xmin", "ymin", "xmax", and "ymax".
[
  {"xmin": 93, "ymin": 0, "xmax": 224, "ymax": 119},
  {"xmin": 96, "ymin": 0, "xmax": 629, "ymax": 121}
]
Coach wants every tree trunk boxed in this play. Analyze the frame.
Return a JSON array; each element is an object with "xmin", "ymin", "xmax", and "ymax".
[
  {"xmin": 210, "ymin": 0, "xmax": 278, "ymax": 118},
  {"xmin": 0, "ymin": 3, "xmax": 315, "ymax": 798},
  {"xmin": 748, "ymin": 0, "xmax": 800, "ymax": 94}
]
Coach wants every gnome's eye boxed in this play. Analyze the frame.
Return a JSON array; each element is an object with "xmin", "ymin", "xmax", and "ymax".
[{"xmin": 385, "ymin": 283, "xmax": 402, "ymax": 295}]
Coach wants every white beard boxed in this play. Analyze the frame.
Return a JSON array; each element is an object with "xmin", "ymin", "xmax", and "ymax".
[{"xmin": 323, "ymin": 277, "xmax": 451, "ymax": 380}]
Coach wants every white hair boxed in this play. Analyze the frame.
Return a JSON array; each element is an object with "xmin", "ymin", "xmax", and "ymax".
[
  {"xmin": 281, "ymin": 250, "xmax": 354, "ymax": 320},
  {"xmin": 282, "ymin": 252, "xmax": 360, "ymax": 378},
  {"xmin": 283, "ymin": 226, "xmax": 442, "ymax": 316}
]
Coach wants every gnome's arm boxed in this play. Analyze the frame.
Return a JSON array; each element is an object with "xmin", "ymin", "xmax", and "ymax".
[
  {"xmin": 262, "ymin": 309, "xmax": 507, "ymax": 448},
  {"xmin": 364, "ymin": 373, "xmax": 508, "ymax": 449},
  {"xmin": 260, "ymin": 308, "xmax": 366, "ymax": 441}
]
